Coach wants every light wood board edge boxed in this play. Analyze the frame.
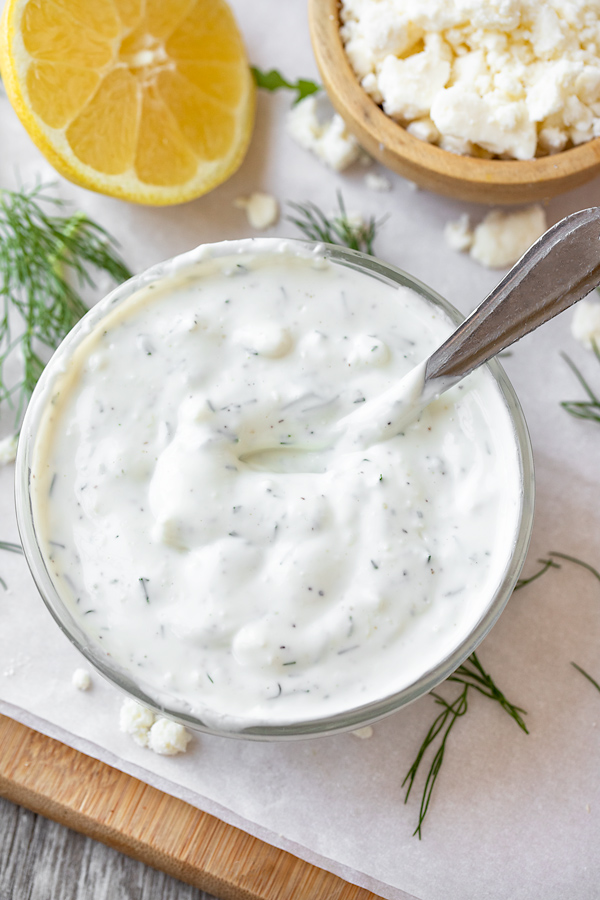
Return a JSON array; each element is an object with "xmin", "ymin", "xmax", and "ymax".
[
  {"xmin": 309, "ymin": 0, "xmax": 600, "ymax": 205},
  {"xmin": 0, "ymin": 714, "xmax": 381, "ymax": 900}
]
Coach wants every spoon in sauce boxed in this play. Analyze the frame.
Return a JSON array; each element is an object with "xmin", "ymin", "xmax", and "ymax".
[{"xmin": 337, "ymin": 206, "xmax": 600, "ymax": 450}]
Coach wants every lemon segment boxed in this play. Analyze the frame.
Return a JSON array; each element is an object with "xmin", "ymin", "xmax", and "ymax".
[
  {"xmin": 27, "ymin": 63, "xmax": 100, "ymax": 129},
  {"xmin": 0, "ymin": 0, "xmax": 255, "ymax": 205},
  {"xmin": 113, "ymin": 0, "xmax": 144, "ymax": 31}
]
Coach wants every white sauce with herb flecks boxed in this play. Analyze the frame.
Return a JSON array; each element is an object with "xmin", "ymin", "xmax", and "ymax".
[{"xmin": 31, "ymin": 247, "xmax": 522, "ymax": 729}]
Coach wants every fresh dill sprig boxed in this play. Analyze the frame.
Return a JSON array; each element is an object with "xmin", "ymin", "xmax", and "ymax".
[
  {"xmin": 403, "ymin": 651, "xmax": 527, "ymax": 839},
  {"xmin": 447, "ymin": 653, "xmax": 528, "ymax": 731},
  {"xmin": 560, "ymin": 341, "xmax": 600, "ymax": 423},
  {"xmin": 0, "ymin": 183, "xmax": 131, "ymax": 424},
  {"xmin": 404, "ymin": 547, "xmax": 600, "ymax": 837},
  {"xmin": 549, "ymin": 550, "xmax": 600, "ymax": 582},
  {"xmin": 0, "ymin": 539, "xmax": 23, "ymax": 591},
  {"xmin": 403, "ymin": 685, "xmax": 468, "ymax": 839},
  {"xmin": 514, "ymin": 551, "xmax": 600, "ymax": 588},
  {"xmin": 0, "ymin": 540, "xmax": 23, "ymax": 554},
  {"xmin": 571, "ymin": 662, "xmax": 600, "ymax": 693},
  {"xmin": 514, "ymin": 557, "xmax": 561, "ymax": 589},
  {"xmin": 251, "ymin": 66, "xmax": 320, "ymax": 105},
  {"xmin": 288, "ymin": 192, "xmax": 385, "ymax": 256},
  {"xmin": 565, "ymin": 552, "xmax": 600, "ymax": 695}
]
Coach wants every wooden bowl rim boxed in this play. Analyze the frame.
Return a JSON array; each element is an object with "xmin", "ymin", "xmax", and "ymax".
[{"xmin": 310, "ymin": 0, "xmax": 600, "ymax": 190}]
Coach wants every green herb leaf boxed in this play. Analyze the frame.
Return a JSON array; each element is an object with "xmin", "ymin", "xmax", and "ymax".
[
  {"xmin": 0, "ymin": 183, "xmax": 131, "ymax": 425},
  {"xmin": 560, "ymin": 341, "xmax": 600, "ymax": 423},
  {"xmin": 251, "ymin": 66, "xmax": 320, "ymax": 104},
  {"xmin": 288, "ymin": 191, "xmax": 386, "ymax": 256}
]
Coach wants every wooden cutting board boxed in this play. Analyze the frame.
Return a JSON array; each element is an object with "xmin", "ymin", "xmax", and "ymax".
[{"xmin": 0, "ymin": 713, "xmax": 382, "ymax": 900}]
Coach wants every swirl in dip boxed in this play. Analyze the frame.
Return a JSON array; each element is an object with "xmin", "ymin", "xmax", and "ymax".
[{"xmin": 28, "ymin": 242, "xmax": 523, "ymax": 731}]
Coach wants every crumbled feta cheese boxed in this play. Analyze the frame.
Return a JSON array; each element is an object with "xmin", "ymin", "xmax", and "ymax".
[
  {"xmin": 340, "ymin": 0, "xmax": 600, "ymax": 158},
  {"xmin": 147, "ymin": 717, "xmax": 192, "ymax": 756},
  {"xmin": 234, "ymin": 192, "xmax": 279, "ymax": 230},
  {"xmin": 470, "ymin": 205, "xmax": 547, "ymax": 268},
  {"xmin": 287, "ymin": 95, "xmax": 362, "ymax": 171},
  {"xmin": 444, "ymin": 214, "xmax": 474, "ymax": 252},
  {"xmin": 0, "ymin": 434, "xmax": 18, "ymax": 466},
  {"xmin": 72, "ymin": 668, "xmax": 91, "ymax": 691},
  {"xmin": 119, "ymin": 698, "xmax": 191, "ymax": 754},
  {"xmin": 431, "ymin": 87, "xmax": 537, "ymax": 159},
  {"xmin": 365, "ymin": 171, "xmax": 393, "ymax": 191},
  {"xmin": 571, "ymin": 298, "xmax": 600, "ymax": 349},
  {"xmin": 406, "ymin": 117, "xmax": 439, "ymax": 143},
  {"xmin": 352, "ymin": 725, "xmax": 374, "ymax": 739},
  {"xmin": 341, "ymin": 210, "xmax": 365, "ymax": 229},
  {"xmin": 538, "ymin": 126, "xmax": 568, "ymax": 154},
  {"xmin": 379, "ymin": 34, "xmax": 452, "ymax": 121},
  {"xmin": 119, "ymin": 698, "xmax": 156, "ymax": 747}
]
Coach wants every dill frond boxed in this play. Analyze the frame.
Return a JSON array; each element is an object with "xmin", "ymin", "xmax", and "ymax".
[
  {"xmin": 560, "ymin": 341, "xmax": 600, "ymax": 423},
  {"xmin": 288, "ymin": 192, "xmax": 385, "ymax": 256},
  {"xmin": 402, "ymin": 685, "xmax": 469, "ymax": 839},
  {"xmin": 515, "ymin": 557, "xmax": 561, "ymax": 589},
  {"xmin": 0, "ymin": 540, "xmax": 23, "ymax": 554},
  {"xmin": 571, "ymin": 662, "xmax": 600, "ymax": 694},
  {"xmin": 404, "ymin": 652, "xmax": 528, "ymax": 839},
  {"xmin": 404, "ymin": 544, "xmax": 600, "ymax": 837},
  {"xmin": 0, "ymin": 539, "xmax": 22, "ymax": 592},
  {"xmin": 549, "ymin": 551, "xmax": 600, "ymax": 582},
  {"xmin": 449, "ymin": 652, "xmax": 528, "ymax": 733},
  {"xmin": 0, "ymin": 183, "xmax": 131, "ymax": 424}
]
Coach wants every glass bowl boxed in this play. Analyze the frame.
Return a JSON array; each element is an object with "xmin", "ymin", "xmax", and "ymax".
[{"xmin": 15, "ymin": 238, "xmax": 535, "ymax": 740}]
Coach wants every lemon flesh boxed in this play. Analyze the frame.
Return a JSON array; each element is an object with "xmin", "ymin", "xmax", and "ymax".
[{"xmin": 0, "ymin": 0, "xmax": 255, "ymax": 205}]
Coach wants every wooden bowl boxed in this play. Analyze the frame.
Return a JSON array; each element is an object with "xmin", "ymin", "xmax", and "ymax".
[{"xmin": 309, "ymin": 0, "xmax": 600, "ymax": 205}]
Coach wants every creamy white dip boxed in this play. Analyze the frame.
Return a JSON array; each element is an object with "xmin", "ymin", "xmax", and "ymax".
[{"xmin": 30, "ymin": 244, "xmax": 522, "ymax": 729}]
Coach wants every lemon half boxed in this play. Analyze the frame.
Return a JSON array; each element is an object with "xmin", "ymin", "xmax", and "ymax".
[{"xmin": 0, "ymin": 0, "xmax": 255, "ymax": 205}]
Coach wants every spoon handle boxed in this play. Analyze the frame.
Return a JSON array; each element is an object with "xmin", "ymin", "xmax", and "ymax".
[{"xmin": 425, "ymin": 207, "xmax": 600, "ymax": 383}]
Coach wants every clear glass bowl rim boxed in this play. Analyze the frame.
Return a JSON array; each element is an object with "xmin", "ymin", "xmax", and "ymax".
[{"xmin": 15, "ymin": 237, "xmax": 535, "ymax": 741}]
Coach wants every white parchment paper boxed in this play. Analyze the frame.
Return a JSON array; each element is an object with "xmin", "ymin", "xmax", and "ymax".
[{"xmin": 1, "ymin": 3, "xmax": 600, "ymax": 898}]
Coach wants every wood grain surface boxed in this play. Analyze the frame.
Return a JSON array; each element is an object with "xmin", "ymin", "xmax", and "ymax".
[
  {"xmin": 0, "ymin": 794, "xmax": 216, "ymax": 900},
  {"xmin": 0, "ymin": 714, "xmax": 382, "ymax": 900},
  {"xmin": 309, "ymin": 0, "xmax": 600, "ymax": 204}
]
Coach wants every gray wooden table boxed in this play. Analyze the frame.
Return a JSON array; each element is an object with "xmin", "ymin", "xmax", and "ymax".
[{"xmin": 0, "ymin": 795, "xmax": 220, "ymax": 899}]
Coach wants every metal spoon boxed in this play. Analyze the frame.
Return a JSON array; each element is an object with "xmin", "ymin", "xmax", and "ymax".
[{"xmin": 337, "ymin": 206, "xmax": 600, "ymax": 450}]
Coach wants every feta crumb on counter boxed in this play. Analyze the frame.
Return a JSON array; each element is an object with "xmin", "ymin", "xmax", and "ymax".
[
  {"xmin": 234, "ymin": 192, "xmax": 279, "ymax": 230},
  {"xmin": 365, "ymin": 171, "xmax": 393, "ymax": 191},
  {"xmin": 352, "ymin": 726, "xmax": 374, "ymax": 739},
  {"xmin": 147, "ymin": 717, "xmax": 193, "ymax": 756},
  {"xmin": 443, "ymin": 213, "xmax": 473, "ymax": 252},
  {"xmin": 119, "ymin": 698, "xmax": 191, "ymax": 755},
  {"xmin": 0, "ymin": 434, "xmax": 18, "ymax": 466},
  {"xmin": 470, "ymin": 205, "xmax": 546, "ymax": 268},
  {"xmin": 571, "ymin": 298, "xmax": 600, "ymax": 349},
  {"xmin": 286, "ymin": 95, "xmax": 363, "ymax": 171},
  {"xmin": 120, "ymin": 698, "xmax": 156, "ymax": 747},
  {"xmin": 340, "ymin": 0, "xmax": 600, "ymax": 159},
  {"xmin": 445, "ymin": 206, "xmax": 546, "ymax": 267},
  {"xmin": 72, "ymin": 668, "xmax": 91, "ymax": 691},
  {"xmin": 340, "ymin": 210, "xmax": 365, "ymax": 229}
]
